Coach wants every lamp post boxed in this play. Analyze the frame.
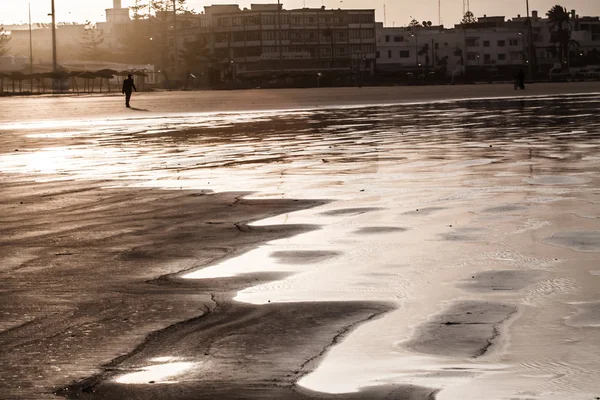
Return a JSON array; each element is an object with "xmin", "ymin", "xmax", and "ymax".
[
  {"xmin": 526, "ymin": 0, "xmax": 535, "ymax": 80},
  {"xmin": 172, "ymin": 0, "xmax": 178, "ymax": 82},
  {"xmin": 50, "ymin": 0, "xmax": 57, "ymax": 72}
]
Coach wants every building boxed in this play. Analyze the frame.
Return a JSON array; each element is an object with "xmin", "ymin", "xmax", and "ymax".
[
  {"xmin": 169, "ymin": 4, "xmax": 377, "ymax": 83},
  {"xmin": 0, "ymin": 54, "xmax": 28, "ymax": 72},
  {"xmin": 375, "ymin": 24, "xmax": 464, "ymax": 76},
  {"xmin": 375, "ymin": 9, "xmax": 600, "ymax": 80},
  {"xmin": 0, "ymin": 23, "xmax": 86, "ymax": 67},
  {"xmin": 97, "ymin": 0, "xmax": 132, "ymax": 54}
]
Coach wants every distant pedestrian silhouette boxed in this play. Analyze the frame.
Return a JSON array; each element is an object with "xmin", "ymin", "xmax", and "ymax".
[
  {"xmin": 122, "ymin": 74, "xmax": 137, "ymax": 108},
  {"xmin": 514, "ymin": 69, "xmax": 525, "ymax": 90}
]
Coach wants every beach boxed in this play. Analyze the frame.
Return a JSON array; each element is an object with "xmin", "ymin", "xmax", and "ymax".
[{"xmin": 0, "ymin": 83, "xmax": 599, "ymax": 399}]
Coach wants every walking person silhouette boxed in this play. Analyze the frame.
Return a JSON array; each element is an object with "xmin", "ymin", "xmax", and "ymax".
[{"xmin": 122, "ymin": 74, "xmax": 137, "ymax": 108}]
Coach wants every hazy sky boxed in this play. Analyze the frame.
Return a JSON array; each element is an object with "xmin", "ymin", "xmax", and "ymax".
[{"xmin": 2, "ymin": 0, "xmax": 600, "ymax": 27}]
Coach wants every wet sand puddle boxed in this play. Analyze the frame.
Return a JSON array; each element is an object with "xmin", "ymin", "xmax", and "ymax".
[{"xmin": 1, "ymin": 94, "xmax": 600, "ymax": 399}]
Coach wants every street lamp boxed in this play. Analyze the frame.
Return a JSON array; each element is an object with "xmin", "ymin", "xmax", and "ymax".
[{"xmin": 50, "ymin": 0, "xmax": 57, "ymax": 72}]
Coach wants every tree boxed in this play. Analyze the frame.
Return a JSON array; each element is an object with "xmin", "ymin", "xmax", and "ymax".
[
  {"xmin": 81, "ymin": 21, "xmax": 105, "ymax": 61},
  {"xmin": 437, "ymin": 55, "xmax": 449, "ymax": 74},
  {"xmin": 409, "ymin": 18, "xmax": 420, "ymax": 27},
  {"xmin": 0, "ymin": 26, "xmax": 11, "ymax": 56},
  {"xmin": 150, "ymin": 0, "xmax": 187, "ymax": 15},
  {"xmin": 461, "ymin": 11, "xmax": 477, "ymax": 25},
  {"xmin": 454, "ymin": 46, "xmax": 464, "ymax": 65},
  {"xmin": 148, "ymin": 0, "xmax": 189, "ymax": 80},
  {"xmin": 546, "ymin": 5, "xmax": 575, "ymax": 67},
  {"xmin": 180, "ymin": 37, "xmax": 222, "ymax": 86},
  {"xmin": 418, "ymin": 43, "xmax": 430, "ymax": 67},
  {"xmin": 130, "ymin": 0, "xmax": 149, "ymax": 20}
]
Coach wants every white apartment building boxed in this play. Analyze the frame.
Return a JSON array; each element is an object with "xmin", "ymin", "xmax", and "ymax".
[
  {"xmin": 376, "ymin": 22, "xmax": 527, "ymax": 76},
  {"xmin": 375, "ymin": 25, "xmax": 464, "ymax": 75},
  {"xmin": 376, "ymin": 9, "xmax": 600, "ymax": 78}
]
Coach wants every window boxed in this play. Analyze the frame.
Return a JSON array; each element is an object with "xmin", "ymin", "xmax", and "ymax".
[
  {"xmin": 498, "ymin": 53, "xmax": 506, "ymax": 60},
  {"xmin": 444, "ymin": 42, "xmax": 448, "ymax": 46},
  {"xmin": 388, "ymin": 50, "xmax": 392, "ymax": 58},
  {"xmin": 483, "ymin": 40, "xmax": 490, "ymax": 47},
  {"xmin": 291, "ymin": 16, "xmax": 302, "ymax": 25},
  {"xmin": 360, "ymin": 14, "xmax": 374, "ymax": 23},
  {"xmin": 319, "ymin": 17, "xmax": 331, "ymax": 24},
  {"xmin": 466, "ymin": 38, "xmax": 478, "ymax": 47},
  {"xmin": 337, "ymin": 47, "xmax": 346, "ymax": 54},
  {"xmin": 217, "ymin": 18, "xmax": 230, "ymax": 27},
  {"xmin": 232, "ymin": 17, "xmax": 243, "ymax": 26},
  {"xmin": 305, "ymin": 16, "xmax": 316, "ymax": 25},
  {"xmin": 497, "ymin": 40, "xmax": 505, "ymax": 47},
  {"xmin": 362, "ymin": 44, "xmax": 375, "ymax": 53},
  {"xmin": 263, "ymin": 46, "xmax": 277, "ymax": 53},
  {"xmin": 509, "ymin": 39, "xmax": 519, "ymax": 46},
  {"xmin": 233, "ymin": 48, "xmax": 245, "ymax": 57},
  {"xmin": 262, "ymin": 30, "xmax": 276, "ymax": 41},
  {"xmin": 334, "ymin": 17, "xmax": 345, "ymax": 24},
  {"xmin": 467, "ymin": 52, "xmax": 478, "ymax": 61},
  {"xmin": 484, "ymin": 54, "xmax": 491, "ymax": 63},
  {"xmin": 434, "ymin": 42, "xmax": 439, "ymax": 49},
  {"xmin": 399, "ymin": 50, "xmax": 410, "ymax": 58},
  {"xmin": 349, "ymin": 14, "xmax": 360, "ymax": 24},
  {"xmin": 350, "ymin": 29, "xmax": 361, "ymax": 39},
  {"xmin": 261, "ymin": 15, "xmax": 275, "ymax": 25},
  {"xmin": 336, "ymin": 32, "xmax": 345, "ymax": 40},
  {"xmin": 385, "ymin": 35, "xmax": 390, "ymax": 42},
  {"xmin": 246, "ymin": 31, "xmax": 261, "ymax": 41},
  {"xmin": 290, "ymin": 31, "xmax": 303, "ymax": 40},
  {"xmin": 244, "ymin": 16, "xmax": 260, "ymax": 26},
  {"xmin": 361, "ymin": 29, "xmax": 374, "ymax": 39},
  {"xmin": 394, "ymin": 35, "xmax": 403, "ymax": 42},
  {"xmin": 320, "ymin": 47, "xmax": 332, "ymax": 56},
  {"xmin": 306, "ymin": 31, "xmax": 316, "ymax": 41}
]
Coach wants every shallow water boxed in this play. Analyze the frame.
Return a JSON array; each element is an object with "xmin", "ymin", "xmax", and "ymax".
[{"xmin": 1, "ymin": 94, "xmax": 599, "ymax": 398}]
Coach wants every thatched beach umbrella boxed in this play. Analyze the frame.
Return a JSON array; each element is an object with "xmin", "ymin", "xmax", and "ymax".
[
  {"xmin": 68, "ymin": 71, "xmax": 84, "ymax": 94},
  {"xmin": 96, "ymin": 68, "xmax": 117, "ymax": 92},
  {"xmin": 131, "ymin": 70, "xmax": 148, "ymax": 89},
  {"xmin": 9, "ymin": 71, "xmax": 27, "ymax": 93},
  {"xmin": 0, "ymin": 72, "xmax": 7, "ymax": 93},
  {"xmin": 79, "ymin": 71, "xmax": 98, "ymax": 93}
]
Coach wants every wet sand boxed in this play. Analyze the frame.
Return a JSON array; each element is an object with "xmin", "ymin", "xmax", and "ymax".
[
  {"xmin": 1, "ymin": 81, "xmax": 600, "ymax": 123},
  {"xmin": 1, "ymin": 86, "xmax": 600, "ymax": 399}
]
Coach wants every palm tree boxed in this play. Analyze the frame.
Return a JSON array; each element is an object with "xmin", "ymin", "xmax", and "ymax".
[{"xmin": 546, "ymin": 5, "xmax": 573, "ymax": 67}]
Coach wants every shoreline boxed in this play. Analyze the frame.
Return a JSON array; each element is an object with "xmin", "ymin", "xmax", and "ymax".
[{"xmin": 1, "ymin": 81, "xmax": 600, "ymax": 124}]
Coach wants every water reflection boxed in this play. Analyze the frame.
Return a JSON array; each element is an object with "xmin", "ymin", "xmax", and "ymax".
[{"xmin": 2, "ymin": 94, "xmax": 600, "ymax": 399}]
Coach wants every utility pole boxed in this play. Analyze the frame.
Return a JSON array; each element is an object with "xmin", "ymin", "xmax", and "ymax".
[
  {"xmin": 29, "ymin": 2, "xmax": 34, "ymax": 92},
  {"xmin": 383, "ymin": 4, "xmax": 386, "ymax": 27},
  {"xmin": 526, "ymin": 0, "xmax": 535, "ymax": 80},
  {"xmin": 51, "ymin": 0, "xmax": 57, "ymax": 72},
  {"xmin": 278, "ymin": 0, "xmax": 283, "ymax": 73},
  {"xmin": 29, "ymin": 2, "xmax": 33, "ymax": 73},
  {"xmin": 173, "ymin": 0, "xmax": 178, "ymax": 82}
]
